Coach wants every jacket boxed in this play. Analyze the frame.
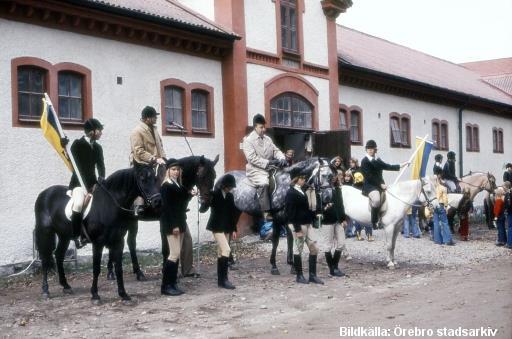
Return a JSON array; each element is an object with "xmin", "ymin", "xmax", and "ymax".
[
  {"xmin": 130, "ymin": 121, "xmax": 166, "ymax": 165},
  {"xmin": 285, "ymin": 186, "xmax": 315, "ymax": 232},
  {"xmin": 160, "ymin": 180, "xmax": 191, "ymax": 234},
  {"xmin": 206, "ymin": 189, "xmax": 238, "ymax": 233},
  {"xmin": 503, "ymin": 171, "xmax": 512, "ymax": 184},
  {"xmin": 442, "ymin": 160, "xmax": 457, "ymax": 182},
  {"xmin": 68, "ymin": 136, "xmax": 105, "ymax": 192},
  {"xmin": 360, "ymin": 155, "xmax": 400, "ymax": 195},
  {"xmin": 433, "ymin": 162, "xmax": 443, "ymax": 176},
  {"xmin": 323, "ymin": 186, "xmax": 346, "ymax": 224},
  {"xmin": 242, "ymin": 130, "xmax": 285, "ymax": 186}
]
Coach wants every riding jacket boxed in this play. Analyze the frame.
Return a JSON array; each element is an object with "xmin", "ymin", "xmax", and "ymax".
[
  {"xmin": 360, "ymin": 155, "xmax": 400, "ymax": 195},
  {"xmin": 285, "ymin": 185, "xmax": 315, "ymax": 232},
  {"xmin": 206, "ymin": 188, "xmax": 238, "ymax": 234},
  {"xmin": 68, "ymin": 136, "xmax": 105, "ymax": 192},
  {"xmin": 242, "ymin": 130, "xmax": 285, "ymax": 186},
  {"xmin": 433, "ymin": 162, "xmax": 443, "ymax": 176},
  {"xmin": 322, "ymin": 185, "xmax": 346, "ymax": 224},
  {"xmin": 503, "ymin": 170, "xmax": 512, "ymax": 184},
  {"xmin": 442, "ymin": 160, "xmax": 458, "ymax": 182},
  {"xmin": 160, "ymin": 179, "xmax": 191, "ymax": 234},
  {"xmin": 130, "ymin": 121, "xmax": 166, "ymax": 165}
]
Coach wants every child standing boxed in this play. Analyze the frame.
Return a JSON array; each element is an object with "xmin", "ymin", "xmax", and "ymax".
[
  {"xmin": 494, "ymin": 187, "xmax": 506, "ymax": 246},
  {"xmin": 457, "ymin": 187, "xmax": 473, "ymax": 241}
]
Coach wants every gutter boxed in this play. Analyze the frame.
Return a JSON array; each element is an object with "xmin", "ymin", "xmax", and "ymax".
[{"xmin": 458, "ymin": 106, "xmax": 465, "ymax": 177}]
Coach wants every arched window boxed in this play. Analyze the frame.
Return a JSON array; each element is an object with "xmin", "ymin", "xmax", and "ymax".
[
  {"xmin": 270, "ymin": 93, "xmax": 312, "ymax": 129},
  {"xmin": 432, "ymin": 119, "xmax": 449, "ymax": 150},
  {"xmin": 350, "ymin": 109, "xmax": 362, "ymax": 144},
  {"xmin": 17, "ymin": 66, "xmax": 48, "ymax": 120},
  {"xmin": 191, "ymin": 89, "xmax": 208, "ymax": 130},
  {"xmin": 493, "ymin": 127, "xmax": 504, "ymax": 153},
  {"xmin": 339, "ymin": 105, "xmax": 348, "ymax": 130},
  {"xmin": 58, "ymin": 71, "xmax": 83, "ymax": 121},
  {"xmin": 466, "ymin": 123, "xmax": 479, "ymax": 152},
  {"xmin": 389, "ymin": 113, "xmax": 410, "ymax": 148}
]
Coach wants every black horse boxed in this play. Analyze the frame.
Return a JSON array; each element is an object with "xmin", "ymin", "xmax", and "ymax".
[
  {"xmin": 106, "ymin": 155, "xmax": 219, "ymax": 280},
  {"xmin": 34, "ymin": 164, "xmax": 163, "ymax": 302}
]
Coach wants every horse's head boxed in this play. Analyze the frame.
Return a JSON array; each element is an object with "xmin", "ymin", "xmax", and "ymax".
[
  {"xmin": 134, "ymin": 163, "xmax": 164, "ymax": 209},
  {"xmin": 194, "ymin": 155, "xmax": 219, "ymax": 208},
  {"xmin": 419, "ymin": 177, "xmax": 438, "ymax": 209},
  {"xmin": 306, "ymin": 158, "xmax": 335, "ymax": 190},
  {"xmin": 486, "ymin": 172, "xmax": 497, "ymax": 192}
]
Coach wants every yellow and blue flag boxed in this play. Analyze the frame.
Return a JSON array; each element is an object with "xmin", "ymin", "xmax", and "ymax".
[
  {"xmin": 410, "ymin": 136, "xmax": 433, "ymax": 179},
  {"xmin": 40, "ymin": 97, "xmax": 73, "ymax": 171}
]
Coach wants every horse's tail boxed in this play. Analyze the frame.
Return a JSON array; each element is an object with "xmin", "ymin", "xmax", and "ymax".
[{"xmin": 34, "ymin": 191, "xmax": 56, "ymax": 271}]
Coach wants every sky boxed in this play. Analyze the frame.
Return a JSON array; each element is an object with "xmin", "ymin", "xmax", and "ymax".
[{"xmin": 337, "ymin": 0, "xmax": 512, "ymax": 64}]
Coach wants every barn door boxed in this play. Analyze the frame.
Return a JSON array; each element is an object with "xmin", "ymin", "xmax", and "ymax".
[{"xmin": 312, "ymin": 130, "xmax": 351, "ymax": 167}]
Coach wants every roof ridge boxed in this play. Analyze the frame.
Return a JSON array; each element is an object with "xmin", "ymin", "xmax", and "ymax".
[
  {"xmin": 165, "ymin": 0, "xmax": 231, "ymax": 35},
  {"xmin": 337, "ymin": 24, "xmax": 475, "ymax": 73},
  {"xmin": 460, "ymin": 57, "xmax": 512, "ymax": 65}
]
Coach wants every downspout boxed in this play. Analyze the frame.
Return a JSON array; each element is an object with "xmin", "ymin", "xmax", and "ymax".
[{"xmin": 458, "ymin": 105, "xmax": 465, "ymax": 177}]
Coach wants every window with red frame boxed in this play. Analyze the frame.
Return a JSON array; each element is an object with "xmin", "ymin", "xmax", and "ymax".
[
  {"xmin": 390, "ymin": 114, "xmax": 410, "ymax": 148},
  {"xmin": 339, "ymin": 108, "xmax": 348, "ymax": 130},
  {"xmin": 17, "ymin": 66, "xmax": 47, "ymax": 120},
  {"xmin": 493, "ymin": 128, "xmax": 504, "ymax": 153},
  {"xmin": 466, "ymin": 124, "xmax": 479, "ymax": 152},
  {"xmin": 271, "ymin": 93, "xmax": 312, "ymax": 129},
  {"xmin": 164, "ymin": 86, "xmax": 184, "ymax": 129},
  {"xmin": 350, "ymin": 110, "xmax": 361, "ymax": 144},
  {"xmin": 280, "ymin": 0, "xmax": 298, "ymax": 53},
  {"xmin": 191, "ymin": 90, "xmax": 208, "ymax": 130},
  {"xmin": 58, "ymin": 71, "xmax": 83, "ymax": 121}
]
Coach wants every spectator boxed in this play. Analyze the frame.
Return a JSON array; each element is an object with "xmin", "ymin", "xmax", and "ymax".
[
  {"xmin": 503, "ymin": 181, "xmax": 512, "ymax": 249},
  {"xmin": 457, "ymin": 187, "xmax": 473, "ymax": 241},
  {"xmin": 403, "ymin": 207, "xmax": 421, "ymax": 238},
  {"xmin": 433, "ymin": 178, "xmax": 455, "ymax": 245},
  {"xmin": 494, "ymin": 187, "xmax": 507, "ymax": 246}
]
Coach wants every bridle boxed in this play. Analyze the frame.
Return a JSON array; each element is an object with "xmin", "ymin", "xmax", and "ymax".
[{"xmin": 385, "ymin": 178, "xmax": 436, "ymax": 208}]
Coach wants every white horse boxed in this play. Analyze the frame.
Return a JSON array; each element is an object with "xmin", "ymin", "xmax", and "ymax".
[{"xmin": 342, "ymin": 178, "xmax": 438, "ymax": 269}]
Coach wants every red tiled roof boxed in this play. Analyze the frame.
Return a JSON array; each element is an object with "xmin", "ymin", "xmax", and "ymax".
[
  {"xmin": 79, "ymin": 0, "xmax": 236, "ymax": 38},
  {"xmin": 460, "ymin": 58, "xmax": 512, "ymax": 77},
  {"xmin": 337, "ymin": 25, "xmax": 512, "ymax": 106}
]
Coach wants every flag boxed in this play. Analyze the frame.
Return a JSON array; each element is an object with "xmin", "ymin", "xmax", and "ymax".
[
  {"xmin": 410, "ymin": 136, "xmax": 433, "ymax": 179},
  {"xmin": 40, "ymin": 97, "xmax": 73, "ymax": 171}
]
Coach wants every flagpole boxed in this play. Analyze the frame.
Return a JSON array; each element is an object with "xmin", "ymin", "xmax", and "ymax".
[
  {"xmin": 392, "ymin": 134, "xmax": 429, "ymax": 185},
  {"xmin": 44, "ymin": 93, "xmax": 87, "ymax": 190}
]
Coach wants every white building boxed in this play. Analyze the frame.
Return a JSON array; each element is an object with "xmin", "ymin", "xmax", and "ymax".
[{"xmin": 0, "ymin": 0, "xmax": 510, "ymax": 266}]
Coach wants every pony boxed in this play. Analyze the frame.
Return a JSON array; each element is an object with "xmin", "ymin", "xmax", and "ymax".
[
  {"xmin": 215, "ymin": 158, "xmax": 335, "ymax": 275},
  {"xmin": 341, "ymin": 178, "xmax": 437, "ymax": 268},
  {"xmin": 34, "ymin": 164, "xmax": 163, "ymax": 302},
  {"xmin": 105, "ymin": 155, "xmax": 219, "ymax": 280}
]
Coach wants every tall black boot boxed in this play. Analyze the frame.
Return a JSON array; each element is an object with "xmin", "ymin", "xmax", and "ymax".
[
  {"xmin": 171, "ymin": 259, "xmax": 184, "ymax": 294},
  {"xmin": 308, "ymin": 255, "xmax": 324, "ymax": 284},
  {"xmin": 324, "ymin": 252, "xmax": 334, "ymax": 275},
  {"xmin": 218, "ymin": 257, "xmax": 235, "ymax": 289},
  {"xmin": 71, "ymin": 211, "xmax": 85, "ymax": 249},
  {"xmin": 331, "ymin": 250, "xmax": 346, "ymax": 277},
  {"xmin": 160, "ymin": 260, "xmax": 171, "ymax": 294},
  {"xmin": 228, "ymin": 252, "xmax": 238, "ymax": 270},
  {"xmin": 161, "ymin": 260, "xmax": 183, "ymax": 296},
  {"xmin": 371, "ymin": 207, "xmax": 380, "ymax": 229},
  {"xmin": 294, "ymin": 255, "xmax": 308, "ymax": 284}
]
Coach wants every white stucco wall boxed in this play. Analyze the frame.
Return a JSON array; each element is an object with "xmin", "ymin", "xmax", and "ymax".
[
  {"xmin": 302, "ymin": 0, "xmax": 328, "ymax": 67},
  {"xmin": 176, "ymin": 0, "xmax": 215, "ymax": 22},
  {"xmin": 244, "ymin": 0, "xmax": 277, "ymax": 54},
  {"xmin": 246, "ymin": 64, "xmax": 330, "ymax": 131},
  {"xmin": 340, "ymin": 85, "xmax": 512, "ymax": 206},
  {"xmin": 0, "ymin": 19, "xmax": 225, "ymax": 265}
]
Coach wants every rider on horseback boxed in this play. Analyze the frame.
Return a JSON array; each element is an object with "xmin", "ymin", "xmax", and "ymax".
[
  {"xmin": 442, "ymin": 151, "xmax": 460, "ymax": 193},
  {"xmin": 130, "ymin": 106, "xmax": 166, "ymax": 215},
  {"xmin": 67, "ymin": 118, "xmax": 105, "ymax": 249},
  {"xmin": 242, "ymin": 114, "xmax": 287, "ymax": 221},
  {"xmin": 360, "ymin": 140, "xmax": 408, "ymax": 240},
  {"xmin": 433, "ymin": 154, "xmax": 443, "ymax": 176}
]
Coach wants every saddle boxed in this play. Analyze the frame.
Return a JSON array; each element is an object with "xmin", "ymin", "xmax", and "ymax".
[{"xmin": 65, "ymin": 190, "xmax": 93, "ymax": 221}]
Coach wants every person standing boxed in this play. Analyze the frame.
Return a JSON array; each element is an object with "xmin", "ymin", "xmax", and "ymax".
[
  {"xmin": 503, "ymin": 182, "xmax": 512, "ymax": 249},
  {"xmin": 160, "ymin": 158, "xmax": 195, "ymax": 296},
  {"xmin": 285, "ymin": 149, "xmax": 296, "ymax": 166},
  {"xmin": 285, "ymin": 168, "xmax": 323, "ymax": 285},
  {"xmin": 67, "ymin": 118, "xmax": 105, "ymax": 248},
  {"xmin": 403, "ymin": 207, "xmax": 421, "ymax": 239},
  {"xmin": 206, "ymin": 174, "xmax": 238, "ymax": 289},
  {"xmin": 457, "ymin": 187, "xmax": 473, "ymax": 241},
  {"xmin": 494, "ymin": 187, "xmax": 507, "ymax": 247},
  {"xmin": 242, "ymin": 114, "xmax": 287, "ymax": 221},
  {"xmin": 360, "ymin": 140, "xmax": 408, "ymax": 240},
  {"xmin": 432, "ymin": 178, "xmax": 455, "ymax": 246}
]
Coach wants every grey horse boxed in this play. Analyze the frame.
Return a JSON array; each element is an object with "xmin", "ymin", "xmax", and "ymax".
[{"xmin": 216, "ymin": 158, "xmax": 335, "ymax": 275}]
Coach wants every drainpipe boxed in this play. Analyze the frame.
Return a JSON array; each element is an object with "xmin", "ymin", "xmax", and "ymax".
[{"xmin": 458, "ymin": 106, "xmax": 464, "ymax": 177}]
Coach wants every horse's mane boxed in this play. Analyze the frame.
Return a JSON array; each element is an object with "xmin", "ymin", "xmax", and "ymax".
[
  {"xmin": 103, "ymin": 168, "xmax": 135, "ymax": 190},
  {"xmin": 284, "ymin": 157, "xmax": 331, "ymax": 175},
  {"xmin": 462, "ymin": 171, "xmax": 488, "ymax": 177}
]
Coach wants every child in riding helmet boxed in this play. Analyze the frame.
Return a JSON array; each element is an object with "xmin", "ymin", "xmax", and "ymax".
[{"xmin": 206, "ymin": 174, "xmax": 238, "ymax": 289}]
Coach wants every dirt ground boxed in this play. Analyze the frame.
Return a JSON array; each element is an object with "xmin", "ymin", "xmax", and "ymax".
[{"xmin": 1, "ymin": 227, "xmax": 511, "ymax": 339}]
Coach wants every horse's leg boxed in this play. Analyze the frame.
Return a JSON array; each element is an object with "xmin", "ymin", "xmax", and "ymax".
[
  {"xmin": 127, "ymin": 220, "xmax": 146, "ymax": 281},
  {"xmin": 90, "ymin": 243, "xmax": 103, "ymax": 304},
  {"xmin": 55, "ymin": 237, "xmax": 72, "ymax": 293},
  {"xmin": 112, "ymin": 242, "xmax": 131, "ymax": 302},
  {"xmin": 391, "ymin": 222, "xmax": 402, "ymax": 268},
  {"xmin": 36, "ymin": 226, "xmax": 55, "ymax": 300},
  {"xmin": 106, "ymin": 249, "xmax": 115, "ymax": 280},
  {"xmin": 286, "ymin": 227, "xmax": 294, "ymax": 266},
  {"xmin": 384, "ymin": 223, "xmax": 396, "ymax": 269},
  {"xmin": 270, "ymin": 220, "xmax": 281, "ymax": 275}
]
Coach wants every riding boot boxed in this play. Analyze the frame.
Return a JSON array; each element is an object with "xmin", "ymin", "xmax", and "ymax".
[
  {"xmin": 371, "ymin": 207, "xmax": 380, "ymax": 228},
  {"xmin": 218, "ymin": 257, "xmax": 235, "ymax": 289},
  {"xmin": 228, "ymin": 252, "xmax": 238, "ymax": 270},
  {"xmin": 162, "ymin": 260, "xmax": 183, "ymax": 296},
  {"xmin": 331, "ymin": 250, "xmax": 346, "ymax": 277},
  {"xmin": 308, "ymin": 255, "xmax": 324, "ymax": 284},
  {"xmin": 172, "ymin": 259, "xmax": 185, "ymax": 294},
  {"xmin": 71, "ymin": 211, "xmax": 85, "ymax": 249},
  {"xmin": 294, "ymin": 254, "xmax": 308, "ymax": 284},
  {"xmin": 324, "ymin": 252, "xmax": 334, "ymax": 275},
  {"xmin": 160, "ymin": 260, "xmax": 170, "ymax": 294}
]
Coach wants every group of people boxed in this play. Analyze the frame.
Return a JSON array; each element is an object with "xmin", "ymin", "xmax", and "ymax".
[{"xmin": 494, "ymin": 164, "xmax": 512, "ymax": 248}]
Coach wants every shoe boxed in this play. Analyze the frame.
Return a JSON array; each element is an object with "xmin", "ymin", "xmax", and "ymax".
[
  {"xmin": 496, "ymin": 242, "xmax": 505, "ymax": 247},
  {"xmin": 184, "ymin": 272, "xmax": 201, "ymax": 278},
  {"xmin": 356, "ymin": 231, "xmax": 364, "ymax": 241},
  {"xmin": 331, "ymin": 251, "xmax": 345, "ymax": 277},
  {"xmin": 218, "ymin": 257, "xmax": 235, "ymax": 289},
  {"xmin": 134, "ymin": 205, "xmax": 144, "ymax": 217},
  {"xmin": 161, "ymin": 260, "xmax": 184, "ymax": 296},
  {"xmin": 308, "ymin": 255, "xmax": 324, "ymax": 284},
  {"xmin": 367, "ymin": 235, "xmax": 375, "ymax": 242},
  {"xmin": 445, "ymin": 241, "xmax": 455, "ymax": 246}
]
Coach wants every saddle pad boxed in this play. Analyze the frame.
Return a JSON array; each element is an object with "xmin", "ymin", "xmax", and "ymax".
[{"xmin": 64, "ymin": 190, "xmax": 93, "ymax": 221}]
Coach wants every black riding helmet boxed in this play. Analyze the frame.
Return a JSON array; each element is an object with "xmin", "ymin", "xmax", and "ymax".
[
  {"xmin": 290, "ymin": 167, "xmax": 306, "ymax": 180},
  {"xmin": 447, "ymin": 151, "xmax": 456, "ymax": 160},
  {"xmin": 365, "ymin": 139, "xmax": 377, "ymax": 149},
  {"xmin": 221, "ymin": 174, "xmax": 236, "ymax": 189},
  {"xmin": 83, "ymin": 118, "xmax": 104, "ymax": 133},
  {"xmin": 165, "ymin": 158, "xmax": 181, "ymax": 169},
  {"xmin": 435, "ymin": 154, "xmax": 443, "ymax": 162}
]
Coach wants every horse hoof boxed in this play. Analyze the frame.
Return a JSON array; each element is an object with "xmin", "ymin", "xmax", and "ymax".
[
  {"xmin": 135, "ymin": 271, "xmax": 147, "ymax": 281},
  {"xmin": 122, "ymin": 299, "xmax": 134, "ymax": 306},
  {"xmin": 62, "ymin": 287, "xmax": 74, "ymax": 294},
  {"xmin": 41, "ymin": 292, "xmax": 50, "ymax": 300},
  {"xmin": 387, "ymin": 262, "xmax": 396, "ymax": 270},
  {"xmin": 107, "ymin": 271, "xmax": 116, "ymax": 281},
  {"xmin": 270, "ymin": 267, "xmax": 280, "ymax": 275},
  {"xmin": 393, "ymin": 262, "xmax": 400, "ymax": 269},
  {"xmin": 91, "ymin": 298, "xmax": 101, "ymax": 305}
]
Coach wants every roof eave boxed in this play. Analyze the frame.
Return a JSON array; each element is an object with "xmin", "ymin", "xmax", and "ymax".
[{"xmin": 60, "ymin": 0, "xmax": 240, "ymax": 41}]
